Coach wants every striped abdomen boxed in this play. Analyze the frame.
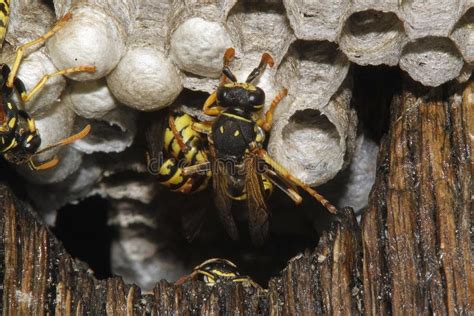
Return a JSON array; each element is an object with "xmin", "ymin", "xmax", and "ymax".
[
  {"xmin": 163, "ymin": 113, "xmax": 207, "ymax": 166},
  {"xmin": 0, "ymin": 0, "xmax": 10, "ymax": 47},
  {"xmin": 157, "ymin": 113, "xmax": 209, "ymax": 193}
]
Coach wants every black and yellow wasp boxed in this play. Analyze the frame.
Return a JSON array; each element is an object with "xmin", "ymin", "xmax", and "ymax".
[
  {"xmin": 146, "ymin": 110, "xmax": 211, "ymax": 194},
  {"xmin": 0, "ymin": 10, "xmax": 95, "ymax": 170},
  {"xmin": 175, "ymin": 258, "xmax": 262, "ymax": 290},
  {"xmin": 180, "ymin": 48, "xmax": 338, "ymax": 246}
]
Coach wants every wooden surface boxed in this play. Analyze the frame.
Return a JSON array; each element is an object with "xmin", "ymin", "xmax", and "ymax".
[{"xmin": 1, "ymin": 78, "xmax": 473, "ymax": 314}]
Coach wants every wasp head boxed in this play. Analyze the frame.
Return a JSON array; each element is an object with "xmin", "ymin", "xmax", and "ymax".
[{"xmin": 216, "ymin": 83, "xmax": 265, "ymax": 112}]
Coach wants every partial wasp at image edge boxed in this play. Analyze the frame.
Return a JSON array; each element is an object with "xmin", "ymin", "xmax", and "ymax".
[{"xmin": 0, "ymin": 11, "xmax": 95, "ymax": 170}]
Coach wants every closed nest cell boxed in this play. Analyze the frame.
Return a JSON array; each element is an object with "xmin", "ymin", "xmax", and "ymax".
[{"xmin": 0, "ymin": 0, "xmax": 472, "ymax": 292}]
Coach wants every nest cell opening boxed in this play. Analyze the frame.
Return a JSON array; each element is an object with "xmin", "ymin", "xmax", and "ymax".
[
  {"xmin": 226, "ymin": 1, "xmax": 291, "ymax": 57},
  {"xmin": 400, "ymin": 0, "xmax": 461, "ymax": 37},
  {"xmin": 282, "ymin": 109, "xmax": 341, "ymax": 183},
  {"xmin": 400, "ymin": 36, "xmax": 464, "ymax": 86},
  {"xmin": 72, "ymin": 119, "xmax": 134, "ymax": 154},
  {"xmin": 340, "ymin": 10, "xmax": 405, "ymax": 65},
  {"xmin": 284, "ymin": 0, "xmax": 351, "ymax": 41},
  {"xmin": 278, "ymin": 40, "xmax": 348, "ymax": 97},
  {"xmin": 451, "ymin": 7, "xmax": 474, "ymax": 63}
]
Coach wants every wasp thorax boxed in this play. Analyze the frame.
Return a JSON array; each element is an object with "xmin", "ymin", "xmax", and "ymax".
[{"xmin": 217, "ymin": 84, "xmax": 265, "ymax": 112}]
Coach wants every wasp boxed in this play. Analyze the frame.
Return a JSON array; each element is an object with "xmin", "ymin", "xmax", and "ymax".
[
  {"xmin": 0, "ymin": 12, "xmax": 95, "ymax": 170},
  {"xmin": 182, "ymin": 48, "xmax": 338, "ymax": 246},
  {"xmin": 175, "ymin": 258, "xmax": 262, "ymax": 289},
  {"xmin": 146, "ymin": 110, "xmax": 211, "ymax": 193}
]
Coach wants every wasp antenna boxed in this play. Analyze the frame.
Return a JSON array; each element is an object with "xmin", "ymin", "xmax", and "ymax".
[
  {"xmin": 245, "ymin": 52, "xmax": 274, "ymax": 83},
  {"xmin": 223, "ymin": 48, "xmax": 235, "ymax": 66},
  {"xmin": 257, "ymin": 149, "xmax": 338, "ymax": 214},
  {"xmin": 34, "ymin": 124, "xmax": 91, "ymax": 155},
  {"xmin": 223, "ymin": 67, "xmax": 237, "ymax": 82},
  {"xmin": 29, "ymin": 156, "xmax": 60, "ymax": 170},
  {"xmin": 183, "ymin": 161, "xmax": 211, "ymax": 176}
]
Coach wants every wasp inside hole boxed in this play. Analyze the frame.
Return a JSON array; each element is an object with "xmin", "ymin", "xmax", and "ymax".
[
  {"xmin": 180, "ymin": 48, "xmax": 338, "ymax": 246},
  {"xmin": 0, "ymin": 11, "xmax": 95, "ymax": 170},
  {"xmin": 175, "ymin": 258, "xmax": 263, "ymax": 291}
]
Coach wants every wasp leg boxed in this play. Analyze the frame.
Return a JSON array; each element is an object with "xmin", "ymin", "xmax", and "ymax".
[
  {"xmin": 20, "ymin": 66, "xmax": 96, "ymax": 103},
  {"xmin": 169, "ymin": 115, "xmax": 188, "ymax": 153},
  {"xmin": 175, "ymin": 270, "xmax": 200, "ymax": 286},
  {"xmin": 192, "ymin": 121, "xmax": 212, "ymax": 134},
  {"xmin": 232, "ymin": 277, "xmax": 262, "ymax": 290},
  {"xmin": 183, "ymin": 161, "xmax": 211, "ymax": 176},
  {"xmin": 245, "ymin": 52, "xmax": 274, "ymax": 83},
  {"xmin": 255, "ymin": 148, "xmax": 337, "ymax": 214},
  {"xmin": 33, "ymin": 124, "xmax": 91, "ymax": 155},
  {"xmin": 262, "ymin": 169, "xmax": 302, "ymax": 205},
  {"xmin": 203, "ymin": 92, "xmax": 224, "ymax": 116},
  {"xmin": 7, "ymin": 12, "xmax": 73, "ymax": 87},
  {"xmin": 257, "ymin": 88, "xmax": 288, "ymax": 132},
  {"xmin": 28, "ymin": 155, "xmax": 60, "ymax": 170}
]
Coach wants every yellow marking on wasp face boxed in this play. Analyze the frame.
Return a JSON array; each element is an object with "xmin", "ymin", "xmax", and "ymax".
[
  {"xmin": 234, "ymin": 130, "xmax": 240, "ymax": 137},
  {"xmin": 26, "ymin": 135, "xmax": 33, "ymax": 142},
  {"xmin": 222, "ymin": 112, "xmax": 252, "ymax": 123},
  {"xmin": 219, "ymin": 126, "xmax": 224, "ymax": 134},
  {"xmin": 223, "ymin": 82, "xmax": 257, "ymax": 91},
  {"xmin": 7, "ymin": 102, "xmax": 12, "ymax": 109},
  {"xmin": 253, "ymin": 104, "xmax": 264, "ymax": 109},
  {"xmin": 8, "ymin": 117, "xmax": 15, "ymax": 128}
]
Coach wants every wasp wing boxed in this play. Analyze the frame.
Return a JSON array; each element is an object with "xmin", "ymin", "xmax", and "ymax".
[
  {"xmin": 179, "ymin": 194, "xmax": 209, "ymax": 242},
  {"xmin": 210, "ymin": 145, "xmax": 239, "ymax": 241},
  {"xmin": 244, "ymin": 154, "xmax": 270, "ymax": 246}
]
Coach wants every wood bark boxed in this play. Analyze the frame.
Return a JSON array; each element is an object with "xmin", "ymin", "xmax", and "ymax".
[{"xmin": 1, "ymin": 78, "xmax": 473, "ymax": 314}]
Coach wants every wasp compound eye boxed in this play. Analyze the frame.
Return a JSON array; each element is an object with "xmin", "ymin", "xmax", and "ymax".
[
  {"xmin": 247, "ymin": 87, "xmax": 265, "ymax": 111},
  {"xmin": 216, "ymin": 86, "xmax": 227, "ymax": 104}
]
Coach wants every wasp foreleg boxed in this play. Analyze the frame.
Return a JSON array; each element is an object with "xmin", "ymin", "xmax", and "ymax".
[
  {"xmin": 20, "ymin": 66, "xmax": 96, "ymax": 103},
  {"xmin": 257, "ymin": 87, "xmax": 288, "ymax": 132},
  {"xmin": 7, "ymin": 12, "xmax": 73, "ymax": 87},
  {"xmin": 256, "ymin": 148, "xmax": 337, "ymax": 214}
]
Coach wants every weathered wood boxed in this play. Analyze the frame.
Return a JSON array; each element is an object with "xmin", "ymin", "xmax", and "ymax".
[
  {"xmin": 362, "ymin": 79, "xmax": 474, "ymax": 315},
  {"xmin": 0, "ymin": 185, "xmax": 360, "ymax": 314},
  {"xmin": 1, "ymin": 77, "xmax": 472, "ymax": 314}
]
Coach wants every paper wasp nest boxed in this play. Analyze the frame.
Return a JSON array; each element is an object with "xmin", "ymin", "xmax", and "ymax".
[{"xmin": 4, "ymin": 0, "xmax": 472, "ymax": 287}]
